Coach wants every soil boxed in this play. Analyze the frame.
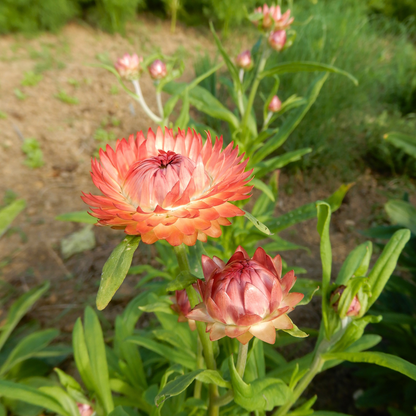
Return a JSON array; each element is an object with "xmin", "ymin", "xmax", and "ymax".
[{"xmin": 0, "ymin": 17, "xmax": 414, "ymax": 416}]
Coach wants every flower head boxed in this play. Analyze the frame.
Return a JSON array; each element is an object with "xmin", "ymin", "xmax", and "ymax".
[
  {"xmin": 148, "ymin": 59, "xmax": 167, "ymax": 80},
  {"xmin": 77, "ymin": 403, "xmax": 94, "ymax": 416},
  {"xmin": 171, "ymin": 288, "xmax": 197, "ymax": 331},
  {"xmin": 115, "ymin": 53, "xmax": 143, "ymax": 80},
  {"xmin": 254, "ymin": 4, "xmax": 294, "ymax": 30},
  {"xmin": 330, "ymin": 285, "xmax": 361, "ymax": 317},
  {"xmin": 82, "ymin": 127, "xmax": 252, "ymax": 246},
  {"xmin": 268, "ymin": 30, "xmax": 287, "ymax": 51},
  {"xmin": 187, "ymin": 246, "xmax": 304, "ymax": 344},
  {"xmin": 268, "ymin": 95, "xmax": 282, "ymax": 112},
  {"xmin": 236, "ymin": 50, "xmax": 253, "ymax": 70}
]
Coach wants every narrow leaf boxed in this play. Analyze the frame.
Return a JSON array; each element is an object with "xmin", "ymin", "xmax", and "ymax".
[
  {"xmin": 0, "ymin": 199, "xmax": 26, "ymax": 238},
  {"xmin": 251, "ymin": 178, "xmax": 275, "ymax": 201},
  {"xmin": 243, "ymin": 209, "xmax": 272, "ymax": 235},
  {"xmin": 55, "ymin": 211, "xmax": 97, "ymax": 224},
  {"xmin": 384, "ymin": 131, "xmax": 416, "ymax": 159}
]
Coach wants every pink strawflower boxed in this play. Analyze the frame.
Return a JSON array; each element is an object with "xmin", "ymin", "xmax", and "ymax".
[
  {"xmin": 148, "ymin": 59, "xmax": 167, "ymax": 80},
  {"xmin": 268, "ymin": 30, "xmax": 287, "ymax": 51},
  {"xmin": 115, "ymin": 53, "xmax": 143, "ymax": 80},
  {"xmin": 82, "ymin": 127, "xmax": 253, "ymax": 246},
  {"xmin": 186, "ymin": 246, "xmax": 304, "ymax": 344},
  {"xmin": 268, "ymin": 95, "xmax": 282, "ymax": 112},
  {"xmin": 236, "ymin": 50, "xmax": 253, "ymax": 70},
  {"xmin": 254, "ymin": 4, "xmax": 294, "ymax": 30},
  {"xmin": 171, "ymin": 288, "xmax": 197, "ymax": 331},
  {"xmin": 330, "ymin": 285, "xmax": 361, "ymax": 317},
  {"xmin": 77, "ymin": 403, "xmax": 94, "ymax": 416}
]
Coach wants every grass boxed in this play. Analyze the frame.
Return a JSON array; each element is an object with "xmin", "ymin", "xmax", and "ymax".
[
  {"xmin": 55, "ymin": 90, "xmax": 79, "ymax": 104},
  {"xmin": 21, "ymin": 71, "xmax": 43, "ymax": 86},
  {"xmin": 260, "ymin": 0, "xmax": 416, "ymax": 179}
]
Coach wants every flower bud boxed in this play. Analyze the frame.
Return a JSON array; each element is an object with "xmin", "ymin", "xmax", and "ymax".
[
  {"xmin": 330, "ymin": 285, "xmax": 361, "ymax": 317},
  {"xmin": 148, "ymin": 59, "xmax": 167, "ymax": 80},
  {"xmin": 115, "ymin": 53, "xmax": 143, "ymax": 80},
  {"xmin": 268, "ymin": 30, "xmax": 287, "ymax": 51},
  {"xmin": 253, "ymin": 4, "xmax": 294, "ymax": 31},
  {"xmin": 186, "ymin": 246, "xmax": 304, "ymax": 345},
  {"xmin": 171, "ymin": 288, "xmax": 196, "ymax": 331},
  {"xmin": 236, "ymin": 50, "xmax": 253, "ymax": 70},
  {"xmin": 77, "ymin": 403, "xmax": 94, "ymax": 416},
  {"xmin": 268, "ymin": 95, "xmax": 282, "ymax": 112}
]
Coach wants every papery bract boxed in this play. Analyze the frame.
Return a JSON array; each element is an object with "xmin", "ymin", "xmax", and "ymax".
[
  {"xmin": 187, "ymin": 246, "xmax": 304, "ymax": 344},
  {"xmin": 268, "ymin": 95, "xmax": 282, "ymax": 112},
  {"xmin": 254, "ymin": 4, "xmax": 294, "ymax": 30},
  {"xmin": 330, "ymin": 285, "xmax": 361, "ymax": 317},
  {"xmin": 268, "ymin": 30, "xmax": 287, "ymax": 51},
  {"xmin": 77, "ymin": 403, "xmax": 94, "ymax": 416},
  {"xmin": 115, "ymin": 53, "xmax": 143, "ymax": 80},
  {"xmin": 236, "ymin": 50, "xmax": 253, "ymax": 70},
  {"xmin": 171, "ymin": 288, "xmax": 197, "ymax": 331},
  {"xmin": 149, "ymin": 59, "xmax": 167, "ymax": 80},
  {"xmin": 82, "ymin": 127, "xmax": 252, "ymax": 246}
]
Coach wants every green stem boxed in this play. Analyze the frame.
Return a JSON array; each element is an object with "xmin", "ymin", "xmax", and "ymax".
[
  {"xmin": 194, "ymin": 338, "xmax": 203, "ymax": 399},
  {"xmin": 173, "ymin": 245, "xmax": 219, "ymax": 416}
]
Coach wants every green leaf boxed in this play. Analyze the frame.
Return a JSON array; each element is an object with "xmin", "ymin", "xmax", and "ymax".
[
  {"xmin": 0, "ymin": 380, "xmax": 70, "ymax": 416},
  {"xmin": 243, "ymin": 209, "xmax": 272, "ymax": 235},
  {"xmin": 0, "ymin": 403, "xmax": 5, "ymax": 416},
  {"xmin": 166, "ymin": 271, "xmax": 198, "ymax": 292},
  {"xmin": 367, "ymin": 229, "xmax": 411, "ymax": 309},
  {"xmin": 195, "ymin": 370, "xmax": 231, "ymax": 389},
  {"xmin": 253, "ymin": 148, "xmax": 312, "ymax": 179},
  {"xmin": 54, "ymin": 369, "xmax": 83, "ymax": 393},
  {"xmin": 251, "ymin": 178, "xmax": 275, "ymax": 201},
  {"xmin": 228, "ymin": 355, "xmax": 290, "ymax": 412},
  {"xmin": 60, "ymin": 225, "xmax": 96, "ymax": 259},
  {"xmin": 384, "ymin": 131, "xmax": 416, "ymax": 159},
  {"xmin": 252, "ymin": 73, "xmax": 330, "ymax": 165},
  {"xmin": 0, "ymin": 329, "xmax": 59, "ymax": 376},
  {"xmin": 84, "ymin": 307, "xmax": 114, "ymax": 414},
  {"xmin": 38, "ymin": 386, "xmax": 80, "ymax": 416},
  {"xmin": 282, "ymin": 317, "xmax": 309, "ymax": 338},
  {"xmin": 174, "ymin": 90, "xmax": 190, "ymax": 130},
  {"xmin": 0, "ymin": 281, "xmax": 50, "ymax": 351},
  {"xmin": 385, "ymin": 199, "xmax": 416, "ymax": 235},
  {"xmin": 293, "ymin": 278, "xmax": 320, "ymax": 305},
  {"xmin": 0, "ymin": 199, "xmax": 26, "ymax": 238},
  {"xmin": 163, "ymin": 94, "xmax": 180, "ymax": 118},
  {"xmin": 55, "ymin": 211, "xmax": 97, "ymax": 224},
  {"xmin": 108, "ymin": 406, "xmax": 131, "ymax": 416},
  {"xmin": 262, "ymin": 235, "xmax": 309, "ymax": 254},
  {"xmin": 312, "ymin": 412, "xmax": 354, "ymax": 416},
  {"xmin": 127, "ymin": 336, "xmax": 195, "ymax": 370},
  {"xmin": 259, "ymin": 61, "xmax": 358, "ymax": 86},
  {"xmin": 96, "ymin": 235, "xmax": 140, "ymax": 310},
  {"xmin": 322, "ymin": 352, "xmax": 416, "ymax": 381}
]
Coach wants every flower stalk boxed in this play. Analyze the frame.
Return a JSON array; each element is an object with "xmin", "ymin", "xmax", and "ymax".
[{"xmin": 132, "ymin": 79, "xmax": 162, "ymax": 123}]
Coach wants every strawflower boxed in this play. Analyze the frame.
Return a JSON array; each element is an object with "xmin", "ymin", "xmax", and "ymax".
[
  {"xmin": 330, "ymin": 285, "xmax": 361, "ymax": 317},
  {"xmin": 236, "ymin": 50, "xmax": 253, "ymax": 70},
  {"xmin": 268, "ymin": 30, "xmax": 287, "ymax": 51},
  {"xmin": 187, "ymin": 246, "xmax": 304, "ymax": 344},
  {"xmin": 115, "ymin": 53, "xmax": 143, "ymax": 80},
  {"xmin": 171, "ymin": 288, "xmax": 197, "ymax": 330},
  {"xmin": 268, "ymin": 95, "xmax": 282, "ymax": 112},
  {"xmin": 82, "ymin": 127, "xmax": 252, "ymax": 246},
  {"xmin": 254, "ymin": 4, "xmax": 294, "ymax": 30},
  {"xmin": 148, "ymin": 59, "xmax": 167, "ymax": 80},
  {"xmin": 77, "ymin": 403, "xmax": 94, "ymax": 416}
]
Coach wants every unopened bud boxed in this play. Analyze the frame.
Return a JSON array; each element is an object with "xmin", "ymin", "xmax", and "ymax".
[
  {"xmin": 77, "ymin": 403, "xmax": 94, "ymax": 416},
  {"xmin": 268, "ymin": 30, "xmax": 287, "ymax": 52},
  {"xmin": 148, "ymin": 59, "xmax": 167, "ymax": 80},
  {"xmin": 236, "ymin": 50, "xmax": 253, "ymax": 70},
  {"xmin": 115, "ymin": 53, "xmax": 143, "ymax": 80},
  {"xmin": 268, "ymin": 95, "xmax": 282, "ymax": 112},
  {"xmin": 330, "ymin": 285, "xmax": 361, "ymax": 317}
]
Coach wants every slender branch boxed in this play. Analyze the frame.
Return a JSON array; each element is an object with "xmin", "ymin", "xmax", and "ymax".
[
  {"xmin": 132, "ymin": 79, "xmax": 162, "ymax": 123},
  {"xmin": 173, "ymin": 245, "xmax": 219, "ymax": 416},
  {"xmin": 194, "ymin": 337, "xmax": 204, "ymax": 399},
  {"xmin": 239, "ymin": 69, "xmax": 244, "ymax": 83},
  {"xmin": 156, "ymin": 91, "xmax": 164, "ymax": 119},
  {"xmin": 262, "ymin": 111, "xmax": 273, "ymax": 131}
]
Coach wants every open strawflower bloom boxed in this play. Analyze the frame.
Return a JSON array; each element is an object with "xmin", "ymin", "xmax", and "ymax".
[
  {"xmin": 82, "ymin": 127, "xmax": 252, "ymax": 246},
  {"xmin": 187, "ymin": 246, "xmax": 304, "ymax": 344},
  {"xmin": 254, "ymin": 4, "xmax": 294, "ymax": 30}
]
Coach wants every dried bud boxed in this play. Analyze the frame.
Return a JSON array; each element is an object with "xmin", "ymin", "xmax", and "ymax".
[
  {"xmin": 236, "ymin": 50, "xmax": 253, "ymax": 70},
  {"xmin": 330, "ymin": 285, "xmax": 361, "ymax": 317},
  {"xmin": 148, "ymin": 59, "xmax": 167, "ymax": 80},
  {"xmin": 115, "ymin": 53, "xmax": 143, "ymax": 80},
  {"xmin": 77, "ymin": 403, "xmax": 94, "ymax": 416},
  {"xmin": 171, "ymin": 288, "xmax": 197, "ymax": 331},
  {"xmin": 268, "ymin": 30, "xmax": 287, "ymax": 52},
  {"xmin": 268, "ymin": 95, "xmax": 282, "ymax": 112}
]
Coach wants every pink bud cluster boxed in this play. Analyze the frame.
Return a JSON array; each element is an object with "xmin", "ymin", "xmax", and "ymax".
[
  {"xmin": 236, "ymin": 50, "xmax": 253, "ymax": 70},
  {"xmin": 330, "ymin": 285, "xmax": 361, "ymax": 317},
  {"xmin": 268, "ymin": 95, "xmax": 282, "ymax": 112},
  {"xmin": 115, "ymin": 53, "xmax": 143, "ymax": 80},
  {"xmin": 148, "ymin": 59, "xmax": 168, "ymax": 80}
]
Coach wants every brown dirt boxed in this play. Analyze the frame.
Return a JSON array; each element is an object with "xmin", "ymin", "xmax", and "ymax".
[{"xmin": 0, "ymin": 18, "xmax": 415, "ymax": 415}]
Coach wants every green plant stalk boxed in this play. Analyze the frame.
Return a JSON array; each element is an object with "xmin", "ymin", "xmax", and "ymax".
[
  {"xmin": 194, "ymin": 337, "xmax": 204, "ymax": 399},
  {"xmin": 132, "ymin": 79, "xmax": 162, "ymax": 123},
  {"xmin": 156, "ymin": 91, "xmax": 164, "ymax": 120},
  {"xmin": 174, "ymin": 244, "xmax": 219, "ymax": 416}
]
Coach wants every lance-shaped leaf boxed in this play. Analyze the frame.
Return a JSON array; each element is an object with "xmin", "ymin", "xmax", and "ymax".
[
  {"xmin": 0, "ymin": 198, "xmax": 26, "ymax": 238},
  {"xmin": 385, "ymin": 199, "xmax": 416, "ymax": 235},
  {"xmin": 322, "ymin": 352, "xmax": 416, "ymax": 381},
  {"xmin": 108, "ymin": 407, "xmax": 130, "ymax": 416},
  {"xmin": 293, "ymin": 278, "xmax": 320, "ymax": 305},
  {"xmin": 259, "ymin": 61, "xmax": 358, "ymax": 85},
  {"xmin": 243, "ymin": 209, "xmax": 272, "ymax": 235},
  {"xmin": 166, "ymin": 271, "xmax": 198, "ymax": 292},
  {"xmin": 367, "ymin": 229, "xmax": 411, "ymax": 309},
  {"xmin": 384, "ymin": 131, "xmax": 416, "ymax": 159},
  {"xmin": 228, "ymin": 355, "xmax": 290, "ymax": 411},
  {"xmin": 55, "ymin": 211, "xmax": 97, "ymax": 224},
  {"xmin": 174, "ymin": 90, "xmax": 190, "ymax": 130},
  {"xmin": 282, "ymin": 317, "xmax": 309, "ymax": 338},
  {"xmin": 336, "ymin": 241, "xmax": 372, "ymax": 285},
  {"xmin": 96, "ymin": 235, "xmax": 140, "ymax": 310}
]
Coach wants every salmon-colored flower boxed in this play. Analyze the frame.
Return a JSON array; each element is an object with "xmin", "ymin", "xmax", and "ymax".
[
  {"xmin": 171, "ymin": 288, "xmax": 197, "ymax": 331},
  {"xmin": 268, "ymin": 95, "xmax": 282, "ymax": 112},
  {"xmin": 236, "ymin": 50, "xmax": 253, "ymax": 70},
  {"xmin": 82, "ymin": 127, "xmax": 252, "ymax": 246},
  {"xmin": 330, "ymin": 285, "xmax": 361, "ymax": 317},
  {"xmin": 115, "ymin": 53, "xmax": 143, "ymax": 80},
  {"xmin": 268, "ymin": 30, "xmax": 287, "ymax": 51},
  {"xmin": 77, "ymin": 403, "xmax": 94, "ymax": 416},
  {"xmin": 148, "ymin": 59, "xmax": 167, "ymax": 80},
  {"xmin": 254, "ymin": 4, "xmax": 294, "ymax": 30},
  {"xmin": 187, "ymin": 246, "xmax": 304, "ymax": 344}
]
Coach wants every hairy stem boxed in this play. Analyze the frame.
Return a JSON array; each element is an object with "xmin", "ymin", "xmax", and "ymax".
[
  {"xmin": 132, "ymin": 79, "xmax": 162, "ymax": 123},
  {"xmin": 173, "ymin": 244, "xmax": 219, "ymax": 416},
  {"xmin": 156, "ymin": 91, "xmax": 164, "ymax": 119}
]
